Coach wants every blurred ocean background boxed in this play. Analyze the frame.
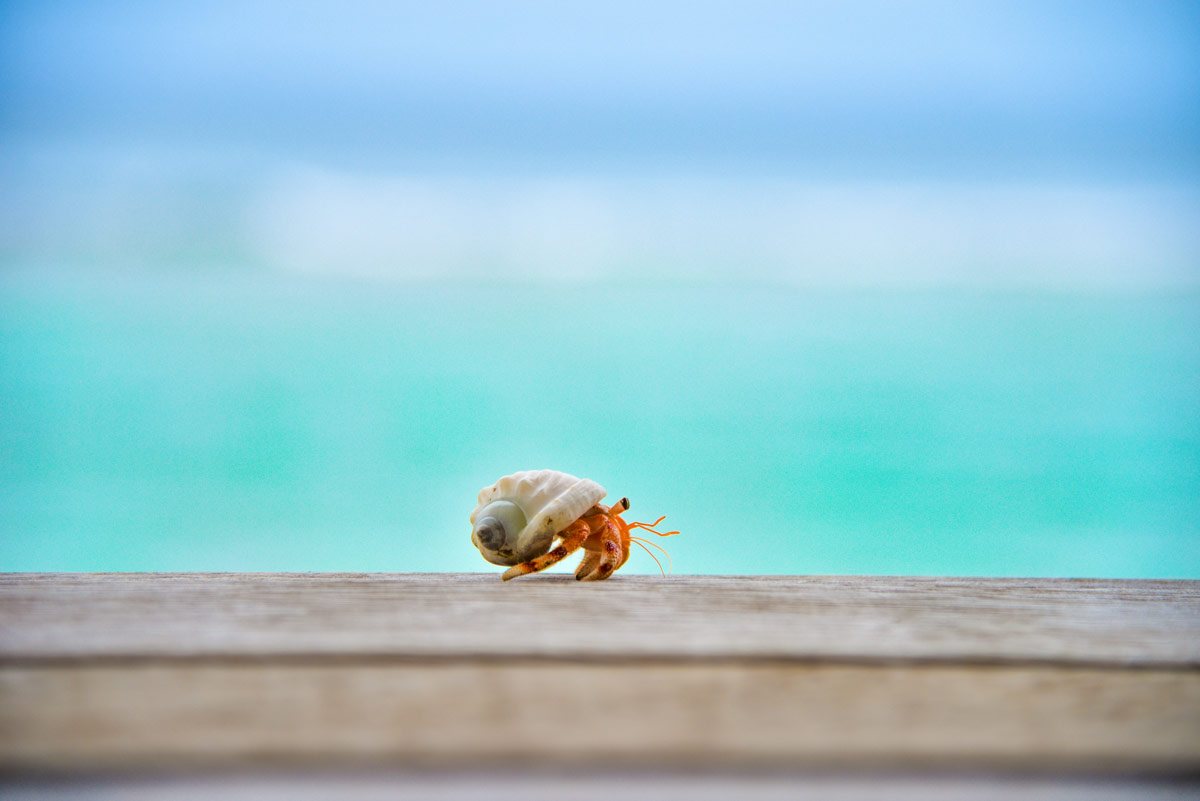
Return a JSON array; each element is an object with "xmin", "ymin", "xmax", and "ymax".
[{"xmin": 1, "ymin": 1, "xmax": 1198, "ymax": 576}]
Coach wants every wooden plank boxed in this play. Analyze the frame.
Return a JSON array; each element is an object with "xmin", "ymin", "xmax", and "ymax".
[
  {"xmin": 4, "ymin": 773, "xmax": 1199, "ymax": 801},
  {"xmin": 1, "ymin": 574, "xmax": 1197, "ymax": 775},
  {"xmin": 2, "ymin": 662, "xmax": 1198, "ymax": 772},
  {"xmin": 2, "ymin": 574, "xmax": 1198, "ymax": 666}
]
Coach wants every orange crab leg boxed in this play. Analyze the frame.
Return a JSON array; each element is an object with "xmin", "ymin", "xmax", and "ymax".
[
  {"xmin": 575, "ymin": 550, "xmax": 601, "ymax": 579},
  {"xmin": 574, "ymin": 512, "xmax": 610, "ymax": 579},
  {"xmin": 578, "ymin": 517, "xmax": 624, "ymax": 581},
  {"xmin": 577, "ymin": 510, "xmax": 627, "ymax": 580},
  {"xmin": 502, "ymin": 518, "xmax": 590, "ymax": 581}
]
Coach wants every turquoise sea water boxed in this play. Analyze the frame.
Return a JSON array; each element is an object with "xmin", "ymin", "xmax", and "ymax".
[{"xmin": 1, "ymin": 269, "xmax": 1198, "ymax": 577}]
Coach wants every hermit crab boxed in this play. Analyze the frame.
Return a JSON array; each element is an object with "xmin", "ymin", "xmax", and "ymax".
[{"xmin": 470, "ymin": 470, "xmax": 678, "ymax": 581}]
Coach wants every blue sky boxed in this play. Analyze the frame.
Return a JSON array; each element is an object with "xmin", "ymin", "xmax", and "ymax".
[
  {"xmin": 2, "ymin": 2, "xmax": 1198, "ymax": 285},
  {"xmin": 3, "ymin": 1, "xmax": 1198, "ymax": 176}
]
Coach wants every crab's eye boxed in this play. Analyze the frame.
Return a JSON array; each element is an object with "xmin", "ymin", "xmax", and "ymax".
[{"xmin": 473, "ymin": 500, "xmax": 527, "ymax": 552}]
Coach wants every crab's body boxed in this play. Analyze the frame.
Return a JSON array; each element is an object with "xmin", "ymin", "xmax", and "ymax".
[{"xmin": 470, "ymin": 469, "xmax": 676, "ymax": 581}]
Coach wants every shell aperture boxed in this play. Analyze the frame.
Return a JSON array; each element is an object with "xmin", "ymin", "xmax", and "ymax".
[{"xmin": 469, "ymin": 470, "xmax": 606, "ymax": 567}]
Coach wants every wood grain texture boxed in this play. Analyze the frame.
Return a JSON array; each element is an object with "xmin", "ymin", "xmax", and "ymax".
[
  {"xmin": 1, "ymin": 574, "xmax": 1198, "ymax": 774},
  {"xmin": 3, "ymin": 662, "xmax": 1198, "ymax": 772},
  {"xmin": 5, "ymin": 773, "xmax": 1200, "ymax": 801},
  {"xmin": 2, "ymin": 573, "xmax": 1198, "ymax": 666}
]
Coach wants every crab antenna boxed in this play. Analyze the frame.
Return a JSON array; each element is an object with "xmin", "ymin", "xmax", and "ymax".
[
  {"xmin": 630, "ymin": 535, "xmax": 673, "ymax": 573},
  {"xmin": 631, "ymin": 538, "xmax": 667, "ymax": 577},
  {"xmin": 628, "ymin": 516, "xmax": 680, "ymax": 537}
]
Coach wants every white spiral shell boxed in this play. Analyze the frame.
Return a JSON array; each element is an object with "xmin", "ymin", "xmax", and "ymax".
[{"xmin": 470, "ymin": 470, "xmax": 606, "ymax": 566}]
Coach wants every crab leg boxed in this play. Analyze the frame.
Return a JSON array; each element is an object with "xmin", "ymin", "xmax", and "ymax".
[
  {"xmin": 574, "ymin": 512, "xmax": 610, "ymax": 579},
  {"xmin": 578, "ymin": 517, "xmax": 624, "ymax": 581},
  {"xmin": 575, "ymin": 551, "xmax": 601, "ymax": 579},
  {"xmin": 501, "ymin": 519, "xmax": 590, "ymax": 581}
]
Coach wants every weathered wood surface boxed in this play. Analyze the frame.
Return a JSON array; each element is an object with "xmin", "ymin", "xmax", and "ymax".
[
  {"xmin": 1, "ymin": 573, "xmax": 1198, "ymax": 776},
  {"xmin": 2, "ymin": 573, "xmax": 1197, "ymax": 666},
  {"xmin": 5, "ymin": 773, "xmax": 1199, "ymax": 801},
  {"xmin": 5, "ymin": 662, "xmax": 1198, "ymax": 772}
]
